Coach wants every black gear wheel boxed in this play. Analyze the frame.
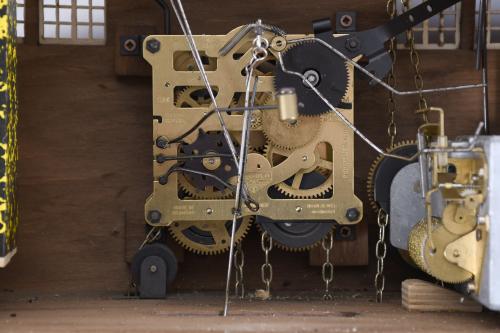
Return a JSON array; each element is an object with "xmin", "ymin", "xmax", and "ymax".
[
  {"xmin": 370, "ymin": 143, "xmax": 418, "ymax": 213},
  {"xmin": 257, "ymin": 217, "xmax": 334, "ymax": 251},
  {"xmin": 274, "ymin": 40, "xmax": 349, "ymax": 116},
  {"xmin": 256, "ymin": 186, "xmax": 334, "ymax": 251},
  {"xmin": 180, "ymin": 129, "xmax": 237, "ymax": 192}
]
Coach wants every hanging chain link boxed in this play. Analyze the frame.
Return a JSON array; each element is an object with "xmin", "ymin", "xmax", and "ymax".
[
  {"xmin": 321, "ymin": 231, "xmax": 334, "ymax": 300},
  {"xmin": 234, "ymin": 241, "xmax": 245, "ymax": 299},
  {"xmin": 402, "ymin": 0, "xmax": 428, "ymax": 122},
  {"xmin": 386, "ymin": 0, "xmax": 398, "ymax": 148},
  {"xmin": 438, "ymin": 11, "xmax": 445, "ymax": 47},
  {"xmin": 375, "ymin": 209, "xmax": 389, "ymax": 303},
  {"xmin": 261, "ymin": 231, "xmax": 273, "ymax": 296}
]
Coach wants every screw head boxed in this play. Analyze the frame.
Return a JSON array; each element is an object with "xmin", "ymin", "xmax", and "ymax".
[
  {"xmin": 345, "ymin": 37, "xmax": 360, "ymax": 52},
  {"xmin": 146, "ymin": 38, "xmax": 161, "ymax": 54},
  {"xmin": 147, "ymin": 210, "xmax": 162, "ymax": 224},
  {"xmin": 206, "ymin": 208, "xmax": 213, "ymax": 215},
  {"xmin": 340, "ymin": 14, "xmax": 353, "ymax": 28},
  {"xmin": 156, "ymin": 136, "xmax": 169, "ymax": 149},
  {"xmin": 123, "ymin": 38, "xmax": 138, "ymax": 52},
  {"xmin": 296, "ymin": 206, "xmax": 303, "ymax": 213},
  {"xmin": 149, "ymin": 265, "xmax": 157, "ymax": 273},
  {"xmin": 345, "ymin": 208, "xmax": 360, "ymax": 222}
]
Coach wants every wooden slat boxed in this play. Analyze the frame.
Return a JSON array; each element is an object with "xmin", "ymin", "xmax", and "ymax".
[{"xmin": 402, "ymin": 279, "xmax": 482, "ymax": 312}]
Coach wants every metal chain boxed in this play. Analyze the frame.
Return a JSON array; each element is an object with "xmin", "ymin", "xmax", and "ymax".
[
  {"xmin": 401, "ymin": 0, "xmax": 428, "ymax": 122},
  {"xmin": 234, "ymin": 241, "xmax": 245, "ymax": 299},
  {"xmin": 438, "ymin": 11, "xmax": 445, "ymax": 47},
  {"xmin": 321, "ymin": 231, "xmax": 334, "ymax": 300},
  {"xmin": 386, "ymin": 0, "xmax": 398, "ymax": 148},
  {"xmin": 375, "ymin": 209, "xmax": 389, "ymax": 303},
  {"xmin": 261, "ymin": 231, "xmax": 273, "ymax": 297}
]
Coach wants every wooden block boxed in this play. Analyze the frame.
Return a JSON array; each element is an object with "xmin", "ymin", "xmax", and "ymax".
[
  {"xmin": 114, "ymin": 25, "xmax": 157, "ymax": 77},
  {"xmin": 308, "ymin": 222, "xmax": 368, "ymax": 266},
  {"xmin": 402, "ymin": 279, "xmax": 482, "ymax": 313}
]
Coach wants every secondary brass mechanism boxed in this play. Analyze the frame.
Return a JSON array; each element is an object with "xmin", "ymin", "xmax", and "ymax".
[
  {"xmin": 143, "ymin": 27, "xmax": 362, "ymax": 254},
  {"xmin": 407, "ymin": 107, "xmax": 488, "ymax": 289}
]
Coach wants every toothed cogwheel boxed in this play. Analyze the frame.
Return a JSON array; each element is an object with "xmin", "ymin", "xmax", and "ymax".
[
  {"xmin": 230, "ymin": 92, "xmax": 268, "ymax": 151},
  {"xmin": 408, "ymin": 217, "xmax": 473, "ymax": 284},
  {"xmin": 261, "ymin": 106, "xmax": 322, "ymax": 151},
  {"xmin": 367, "ymin": 140, "xmax": 418, "ymax": 213},
  {"xmin": 256, "ymin": 216, "xmax": 334, "ymax": 252},
  {"xmin": 169, "ymin": 216, "xmax": 253, "ymax": 255},
  {"xmin": 265, "ymin": 142, "xmax": 333, "ymax": 199},
  {"xmin": 175, "ymin": 86, "xmax": 218, "ymax": 108},
  {"xmin": 273, "ymin": 40, "xmax": 350, "ymax": 117}
]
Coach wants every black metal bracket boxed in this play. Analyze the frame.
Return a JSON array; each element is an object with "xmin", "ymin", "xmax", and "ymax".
[{"xmin": 316, "ymin": 0, "xmax": 462, "ymax": 82}]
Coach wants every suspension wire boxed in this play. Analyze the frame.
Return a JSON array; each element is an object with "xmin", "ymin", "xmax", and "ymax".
[
  {"xmin": 286, "ymin": 37, "xmax": 485, "ymax": 97},
  {"xmin": 169, "ymin": 0, "xmax": 240, "ymax": 167}
]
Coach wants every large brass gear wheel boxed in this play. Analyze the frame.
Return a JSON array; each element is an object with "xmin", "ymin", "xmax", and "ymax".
[
  {"xmin": 169, "ymin": 216, "xmax": 253, "ymax": 255},
  {"xmin": 408, "ymin": 218, "xmax": 473, "ymax": 284},
  {"xmin": 265, "ymin": 142, "xmax": 333, "ymax": 198},
  {"xmin": 366, "ymin": 140, "xmax": 418, "ymax": 213},
  {"xmin": 261, "ymin": 109, "xmax": 322, "ymax": 151}
]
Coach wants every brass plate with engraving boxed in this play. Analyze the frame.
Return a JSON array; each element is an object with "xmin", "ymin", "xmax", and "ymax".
[{"xmin": 143, "ymin": 27, "xmax": 362, "ymax": 228}]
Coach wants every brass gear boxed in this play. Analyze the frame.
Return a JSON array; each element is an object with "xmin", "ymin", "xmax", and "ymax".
[
  {"xmin": 230, "ymin": 93, "xmax": 269, "ymax": 151},
  {"xmin": 262, "ymin": 108, "xmax": 322, "ymax": 150},
  {"xmin": 178, "ymin": 173, "xmax": 234, "ymax": 200},
  {"xmin": 175, "ymin": 86, "xmax": 218, "ymax": 108},
  {"xmin": 366, "ymin": 140, "xmax": 417, "ymax": 213},
  {"xmin": 169, "ymin": 216, "xmax": 253, "ymax": 255},
  {"xmin": 408, "ymin": 217, "xmax": 473, "ymax": 284},
  {"xmin": 265, "ymin": 142, "xmax": 333, "ymax": 198}
]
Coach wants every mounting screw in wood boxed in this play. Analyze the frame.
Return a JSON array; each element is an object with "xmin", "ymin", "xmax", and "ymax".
[
  {"xmin": 346, "ymin": 208, "xmax": 360, "ymax": 222},
  {"xmin": 148, "ymin": 210, "xmax": 162, "ymax": 224},
  {"xmin": 340, "ymin": 14, "xmax": 353, "ymax": 28},
  {"xmin": 146, "ymin": 38, "xmax": 161, "ymax": 54},
  {"xmin": 123, "ymin": 38, "xmax": 138, "ymax": 53}
]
